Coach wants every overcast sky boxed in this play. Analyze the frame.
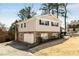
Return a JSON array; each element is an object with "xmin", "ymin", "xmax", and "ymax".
[{"xmin": 0, "ymin": 3, "xmax": 79, "ymax": 28}]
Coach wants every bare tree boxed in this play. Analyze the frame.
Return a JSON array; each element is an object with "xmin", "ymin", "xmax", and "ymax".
[{"xmin": 18, "ymin": 6, "xmax": 36, "ymax": 20}]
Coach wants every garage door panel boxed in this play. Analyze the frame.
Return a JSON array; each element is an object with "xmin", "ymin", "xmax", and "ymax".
[{"xmin": 24, "ymin": 33, "xmax": 34, "ymax": 44}]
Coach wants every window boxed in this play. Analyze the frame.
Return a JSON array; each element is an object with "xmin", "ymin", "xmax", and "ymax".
[
  {"xmin": 24, "ymin": 23, "xmax": 26, "ymax": 28},
  {"xmin": 39, "ymin": 20, "xmax": 49, "ymax": 26},
  {"xmin": 39, "ymin": 20, "xmax": 44, "ymax": 25},
  {"xmin": 39, "ymin": 20, "xmax": 41, "ymax": 25},
  {"xmin": 55, "ymin": 23, "xmax": 59, "ymax": 26},
  {"xmin": 45, "ymin": 21, "xmax": 49, "ymax": 25},
  {"xmin": 51, "ymin": 22, "xmax": 54, "ymax": 26},
  {"xmin": 21, "ymin": 24, "xmax": 23, "ymax": 28},
  {"xmin": 51, "ymin": 22, "xmax": 59, "ymax": 26},
  {"xmin": 56, "ymin": 23, "xmax": 59, "ymax": 26}
]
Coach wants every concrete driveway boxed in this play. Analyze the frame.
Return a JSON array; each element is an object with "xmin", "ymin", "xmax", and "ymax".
[{"xmin": 0, "ymin": 41, "xmax": 34, "ymax": 56}]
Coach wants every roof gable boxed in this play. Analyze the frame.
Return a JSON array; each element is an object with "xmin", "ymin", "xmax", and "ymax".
[
  {"xmin": 36, "ymin": 14, "xmax": 59, "ymax": 21},
  {"xmin": 17, "ymin": 14, "xmax": 59, "ymax": 24}
]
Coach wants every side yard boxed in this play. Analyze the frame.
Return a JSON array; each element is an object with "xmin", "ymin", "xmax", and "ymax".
[{"xmin": 29, "ymin": 36, "xmax": 79, "ymax": 56}]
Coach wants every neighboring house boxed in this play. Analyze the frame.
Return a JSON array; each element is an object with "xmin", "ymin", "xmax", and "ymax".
[
  {"xmin": 15, "ymin": 14, "xmax": 61, "ymax": 44},
  {"xmin": 68, "ymin": 20, "xmax": 79, "ymax": 33}
]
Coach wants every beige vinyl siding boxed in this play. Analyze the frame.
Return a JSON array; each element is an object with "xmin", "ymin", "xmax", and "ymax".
[
  {"xmin": 17, "ymin": 18, "xmax": 36, "ymax": 32},
  {"xmin": 36, "ymin": 18, "xmax": 60, "ymax": 32},
  {"xmin": 17, "ymin": 15, "xmax": 60, "ymax": 33}
]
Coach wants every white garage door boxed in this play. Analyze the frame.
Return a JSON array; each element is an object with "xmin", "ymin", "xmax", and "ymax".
[
  {"xmin": 41, "ymin": 33, "xmax": 48, "ymax": 40},
  {"xmin": 24, "ymin": 33, "xmax": 34, "ymax": 44}
]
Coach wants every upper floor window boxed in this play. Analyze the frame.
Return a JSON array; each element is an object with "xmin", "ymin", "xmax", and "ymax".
[
  {"xmin": 39, "ymin": 20, "xmax": 44, "ymax": 25},
  {"xmin": 21, "ymin": 24, "xmax": 23, "ymax": 28},
  {"xmin": 56, "ymin": 23, "xmax": 59, "ymax": 26},
  {"xmin": 45, "ymin": 21, "xmax": 49, "ymax": 26},
  {"xmin": 24, "ymin": 23, "xmax": 26, "ymax": 28},
  {"xmin": 55, "ymin": 23, "xmax": 59, "ymax": 26},
  {"xmin": 39, "ymin": 20, "xmax": 49, "ymax": 26},
  {"xmin": 51, "ymin": 22, "xmax": 54, "ymax": 26},
  {"xmin": 51, "ymin": 22, "xmax": 59, "ymax": 26}
]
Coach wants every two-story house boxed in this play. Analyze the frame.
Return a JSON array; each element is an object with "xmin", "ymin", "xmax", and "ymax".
[{"xmin": 15, "ymin": 14, "xmax": 61, "ymax": 44}]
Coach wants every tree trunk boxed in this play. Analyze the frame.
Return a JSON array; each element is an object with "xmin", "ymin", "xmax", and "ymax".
[
  {"xmin": 57, "ymin": 5, "xmax": 59, "ymax": 18},
  {"xmin": 64, "ymin": 4, "xmax": 67, "ymax": 35}
]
